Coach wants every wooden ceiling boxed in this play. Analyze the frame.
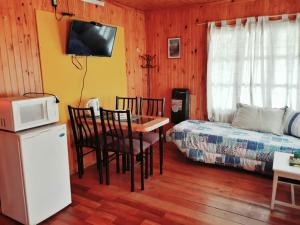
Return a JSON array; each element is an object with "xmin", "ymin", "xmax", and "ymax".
[{"xmin": 109, "ymin": 0, "xmax": 251, "ymax": 11}]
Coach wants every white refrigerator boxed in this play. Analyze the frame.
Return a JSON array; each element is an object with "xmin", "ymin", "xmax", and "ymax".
[{"xmin": 0, "ymin": 123, "xmax": 72, "ymax": 225}]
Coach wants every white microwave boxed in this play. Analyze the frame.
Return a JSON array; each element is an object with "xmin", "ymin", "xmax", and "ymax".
[{"xmin": 0, "ymin": 96, "xmax": 59, "ymax": 132}]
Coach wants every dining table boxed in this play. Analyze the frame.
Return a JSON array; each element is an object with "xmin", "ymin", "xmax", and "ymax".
[
  {"xmin": 92, "ymin": 114, "xmax": 169, "ymax": 190},
  {"xmin": 130, "ymin": 115, "xmax": 170, "ymax": 176}
]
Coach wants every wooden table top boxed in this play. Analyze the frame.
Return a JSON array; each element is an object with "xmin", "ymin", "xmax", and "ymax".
[
  {"xmin": 130, "ymin": 115, "xmax": 169, "ymax": 132},
  {"xmin": 273, "ymin": 152, "xmax": 300, "ymax": 177},
  {"xmin": 90, "ymin": 115, "xmax": 169, "ymax": 133}
]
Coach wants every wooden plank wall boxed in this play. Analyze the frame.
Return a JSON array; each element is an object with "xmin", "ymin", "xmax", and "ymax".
[
  {"xmin": 145, "ymin": 0, "xmax": 300, "ymax": 120},
  {"xmin": 0, "ymin": 0, "xmax": 147, "ymax": 98}
]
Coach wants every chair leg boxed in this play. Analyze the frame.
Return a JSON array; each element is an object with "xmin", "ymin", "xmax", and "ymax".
[
  {"xmin": 79, "ymin": 147, "xmax": 85, "ymax": 178},
  {"xmin": 139, "ymin": 133, "xmax": 144, "ymax": 191},
  {"xmin": 145, "ymin": 149, "xmax": 149, "ymax": 179},
  {"xmin": 116, "ymin": 152, "xmax": 120, "ymax": 174},
  {"xmin": 76, "ymin": 146, "xmax": 82, "ymax": 178},
  {"xmin": 95, "ymin": 148, "xmax": 101, "ymax": 169},
  {"xmin": 96, "ymin": 149, "xmax": 103, "ymax": 184},
  {"xmin": 130, "ymin": 154, "xmax": 135, "ymax": 192},
  {"xmin": 80, "ymin": 147, "xmax": 84, "ymax": 176},
  {"xmin": 150, "ymin": 146, "xmax": 153, "ymax": 176},
  {"xmin": 95, "ymin": 149, "xmax": 103, "ymax": 184},
  {"xmin": 96, "ymin": 151, "xmax": 100, "ymax": 170},
  {"xmin": 98, "ymin": 160, "xmax": 103, "ymax": 184},
  {"xmin": 126, "ymin": 155, "xmax": 130, "ymax": 171},
  {"xmin": 122, "ymin": 153, "xmax": 126, "ymax": 174},
  {"xmin": 105, "ymin": 151, "xmax": 110, "ymax": 185}
]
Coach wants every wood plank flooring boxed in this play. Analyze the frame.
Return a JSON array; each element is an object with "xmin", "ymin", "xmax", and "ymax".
[{"xmin": 1, "ymin": 143, "xmax": 300, "ymax": 225}]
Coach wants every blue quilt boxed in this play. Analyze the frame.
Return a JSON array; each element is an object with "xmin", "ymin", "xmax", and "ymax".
[{"xmin": 167, "ymin": 120, "xmax": 300, "ymax": 174}]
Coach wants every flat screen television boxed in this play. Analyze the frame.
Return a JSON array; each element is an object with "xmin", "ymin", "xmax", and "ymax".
[{"xmin": 67, "ymin": 20, "xmax": 117, "ymax": 57}]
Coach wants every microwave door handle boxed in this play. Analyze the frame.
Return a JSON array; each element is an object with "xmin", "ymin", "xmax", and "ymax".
[
  {"xmin": 47, "ymin": 100, "xmax": 54, "ymax": 120},
  {"xmin": 46, "ymin": 98, "xmax": 59, "ymax": 123}
]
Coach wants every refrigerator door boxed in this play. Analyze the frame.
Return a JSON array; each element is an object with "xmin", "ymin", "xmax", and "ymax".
[
  {"xmin": 0, "ymin": 131, "xmax": 28, "ymax": 224},
  {"xmin": 19, "ymin": 124, "xmax": 71, "ymax": 225}
]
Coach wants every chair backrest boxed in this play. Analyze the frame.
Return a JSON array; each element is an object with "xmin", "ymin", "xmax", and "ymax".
[
  {"xmin": 139, "ymin": 97, "xmax": 165, "ymax": 116},
  {"xmin": 115, "ymin": 96, "xmax": 138, "ymax": 115},
  {"xmin": 100, "ymin": 108, "xmax": 134, "ymax": 154},
  {"xmin": 68, "ymin": 105, "xmax": 100, "ymax": 149}
]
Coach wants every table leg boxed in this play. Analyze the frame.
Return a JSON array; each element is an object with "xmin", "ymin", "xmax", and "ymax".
[
  {"xmin": 150, "ymin": 146, "xmax": 153, "ymax": 176},
  {"xmin": 130, "ymin": 153, "xmax": 134, "ymax": 192},
  {"xmin": 271, "ymin": 172, "xmax": 278, "ymax": 210},
  {"xmin": 145, "ymin": 149, "xmax": 149, "ymax": 179},
  {"xmin": 139, "ymin": 132, "xmax": 144, "ymax": 191},
  {"xmin": 159, "ymin": 126, "xmax": 164, "ymax": 175}
]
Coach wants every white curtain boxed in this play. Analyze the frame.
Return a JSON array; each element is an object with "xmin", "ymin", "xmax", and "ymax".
[{"xmin": 207, "ymin": 14, "xmax": 300, "ymax": 123}]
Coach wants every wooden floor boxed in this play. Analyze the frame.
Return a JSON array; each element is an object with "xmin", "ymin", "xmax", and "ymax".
[{"xmin": 1, "ymin": 143, "xmax": 300, "ymax": 225}]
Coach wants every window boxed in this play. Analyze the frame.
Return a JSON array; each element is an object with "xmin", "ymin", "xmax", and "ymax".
[{"xmin": 207, "ymin": 16, "xmax": 300, "ymax": 122}]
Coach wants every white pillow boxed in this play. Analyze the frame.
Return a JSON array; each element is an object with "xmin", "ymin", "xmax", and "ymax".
[
  {"xmin": 283, "ymin": 108, "xmax": 300, "ymax": 138},
  {"xmin": 232, "ymin": 103, "xmax": 286, "ymax": 135}
]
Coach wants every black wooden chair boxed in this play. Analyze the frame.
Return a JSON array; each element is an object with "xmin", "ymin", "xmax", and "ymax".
[
  {"xmin": 100, "ymin": 108, "xmax": 150, "ymax": 192},
  {"xmin": 115, "ymin": 96, "xmax": 139, "ymax": 169},
  {"xmin": 68, "ymin": 105, "xmax": 103, "ymax": 183},
  {"xmin": 115, "ymin": 96, "xmax": 139, "ymax": 115},
  {"xmin": 137, "ymin": 97, "xmax": 165, "ymax": 177},
  {"xmin": 139, "ymin": 97, "xmax": 165, "ymax": 117}
]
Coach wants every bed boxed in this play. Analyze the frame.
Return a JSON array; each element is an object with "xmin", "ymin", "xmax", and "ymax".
[{"xmin": 167, "ymin": 120, "xmax": 300, "ymax": 174}]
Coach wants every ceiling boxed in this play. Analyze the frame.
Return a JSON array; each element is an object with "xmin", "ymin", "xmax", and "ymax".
[{"xmin": 109, "ymin": 0, "xmax": 241, "ymax": 11}]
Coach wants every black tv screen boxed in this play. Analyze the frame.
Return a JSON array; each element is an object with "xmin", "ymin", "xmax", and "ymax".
[{"xmin": 67, "ymin": 20, "xmax": 117, "ymax": 57}]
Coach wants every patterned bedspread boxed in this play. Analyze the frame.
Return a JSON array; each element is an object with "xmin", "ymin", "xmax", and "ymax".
[{"xmin": 167, "ymin": 120, "xmax": 300, "ymax": 174}]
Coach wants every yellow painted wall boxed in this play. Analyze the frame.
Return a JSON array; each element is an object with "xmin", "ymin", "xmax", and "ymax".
[
  {"xmin": 36, "ymin": 10, "xmax": 127, "ymax": 123},
  {"xmin": 36, "ymin": 10, "xmax": 127, "ymax": 173}
]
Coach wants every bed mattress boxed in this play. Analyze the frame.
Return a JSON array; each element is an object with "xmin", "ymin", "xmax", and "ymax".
[{"xmin": 167, "ymin": 120, "xmax": 300, "ymax": 174}]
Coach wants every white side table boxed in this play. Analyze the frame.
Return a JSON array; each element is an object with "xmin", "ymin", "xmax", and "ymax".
[{"xmin": 271, "ymin": 152, "xmax": 300, "ymax": 210}]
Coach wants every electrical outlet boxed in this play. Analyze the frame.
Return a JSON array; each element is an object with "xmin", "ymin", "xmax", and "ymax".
[{"xmin": 52, "ymin": 0, "xmax": 57, "ymax": 7}]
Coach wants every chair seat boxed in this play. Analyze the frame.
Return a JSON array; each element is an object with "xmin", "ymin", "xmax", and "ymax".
[
  {"xmin": 79, "ymin": 134, "xmax": 111, "ymax": 149},
  {"xmin": 106, "ymin": 138, "xmax": 150, "ymax": 155},
  {"xmin": 133, "ymin": 132, "xmax": 159, "ymax": 145}
]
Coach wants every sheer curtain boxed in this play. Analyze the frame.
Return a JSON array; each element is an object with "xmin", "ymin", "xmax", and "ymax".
[{"xmin": 207, "ymin": 14, "xmax": 300, "ymax": 123}]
